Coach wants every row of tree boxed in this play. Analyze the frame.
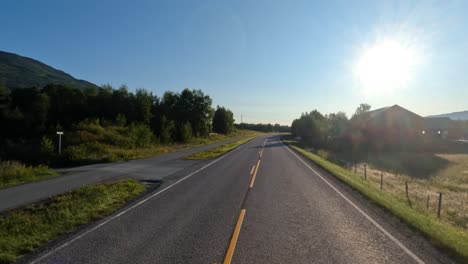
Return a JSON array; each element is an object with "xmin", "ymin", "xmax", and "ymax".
[
  {"xmin": 291, "ymin": 104, "xmax": 373, "ymax": 152},
  {"xmin": 0, "ymin": 84, "xmax": 237, "ymax": 161},
  {"xmin": 235, "ymin": 123, "xmax": 290, "ymax": 133},
  {"xmin": 291, "ymin": 103, "xmax": 468, "ymax": 153}
]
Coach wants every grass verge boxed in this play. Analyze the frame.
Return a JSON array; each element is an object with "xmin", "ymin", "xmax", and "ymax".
[
  {"xmin": 0, "ymin": 161, "xmax": 58, "ymax": 189},
  {"xmin": 185, "ymin": 136, "xmax": 256, "ymax": 160},
  {"xmin": 282, "ymin": 139, "xmax": 468, "ymax": 263},
  {"xmin": 60, "ymin": 129, "xmax": 262, "ymax": 166},
  {"xmin": 0, "ymin": 179, "xmax": 145, "ymax": 263}
]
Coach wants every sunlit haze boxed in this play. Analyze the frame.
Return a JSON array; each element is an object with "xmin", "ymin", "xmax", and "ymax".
[
  {"xmin": 355, "ymin": 38, "xmax": 420, "ymax": 96},
  {"xmin": 1, "ymin": 0, "xmax": 467, "ymax": 124}
]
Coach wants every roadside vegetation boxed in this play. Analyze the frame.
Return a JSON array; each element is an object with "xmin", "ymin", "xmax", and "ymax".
[
  {"xmin": 185, "ymin": 136, "xmax": 257, "ymax": 160},
  {"xmin": 60, "ymin": 119, "xmax": 259, "ymax": 165},
  {"xmin": 0, "ymin": 161, "xmax": 57, "ymax": 189},
  {"xmin": 0, "ymin": 179, "xmax": 145, "ymax": 263},
  {"xmin": 0, "ymin": 85, "xmax": 287, "ymax": 168}
]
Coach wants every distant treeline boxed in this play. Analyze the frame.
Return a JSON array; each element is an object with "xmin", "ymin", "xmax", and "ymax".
[
  {"xmin": 291, "ymin": 104, "xmax": 468, "ymax": 154},
  {"xmin": 235, "ymin": 123, "xmax": 290, "ymax": 133},
  {"xmin": 0, "ymin": 84, "xmax": 236, "ymax": 162}
]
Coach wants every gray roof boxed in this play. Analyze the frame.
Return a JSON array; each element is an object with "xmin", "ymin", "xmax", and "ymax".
[{"xmin": 366, "ymin": 104, "xmax": 422, "ymax": 120}]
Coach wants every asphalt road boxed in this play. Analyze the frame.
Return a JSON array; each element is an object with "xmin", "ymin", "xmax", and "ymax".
[
  {"xmin": 29, "ymin": 135, "xmax": 455, "ymax": 264},
  {"xmin": 0, "ymin": 137, "xmax": 242, "ymax": 212}
]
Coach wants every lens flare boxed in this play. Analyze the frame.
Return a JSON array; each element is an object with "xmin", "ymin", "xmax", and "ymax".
[{"xmin": 355, "ymin": 38, "xmax": 419, "ymax": 95}]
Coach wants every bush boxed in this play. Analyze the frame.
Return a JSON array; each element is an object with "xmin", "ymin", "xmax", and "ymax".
[
  {"xmin": 160, "ymin": 120, "xmax": 175, "ymax": 144},
  {"xmin": 39, "ymin": 136, "xmax": 54, "ymax": 163},
  {"xmin": 128, "ymin": 123, "xmax": 153, "ymax": 148},
  {"xmin": 178, "ymin": 122, "xmax": 193, "ymax": 142},
  {"xmin": 115, "ymin": 113, "xmax": 127, "ymax": 126}
]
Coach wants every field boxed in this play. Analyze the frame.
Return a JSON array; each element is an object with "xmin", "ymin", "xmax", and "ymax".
[
  {"xmin": 282, "ymin": 137, "xmax": 468, "ymax": 262},
  {"xmin": 353, "ymin": 154, "xmax": 468, "ymax": 230},
  {"xmin": 0, "ymin": 179, "xmax": 145, "ymax": 263}
]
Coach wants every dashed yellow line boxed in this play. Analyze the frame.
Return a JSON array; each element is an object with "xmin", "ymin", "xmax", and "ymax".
[
  {"xmin": 249, "ymin": 159, "xmax": 261, "ymax": 188},
  {"xmin": 223, "ymin": 209, "xmax": 246, "ymax": 264},
  {"xmin": 223, "ymin": 142, "xmax": 267, "ymax": 263}
]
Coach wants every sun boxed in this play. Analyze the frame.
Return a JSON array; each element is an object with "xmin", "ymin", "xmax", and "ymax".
[{"xmin": 355, "ymin": 39, "xmax": 418, "ymax": 95}]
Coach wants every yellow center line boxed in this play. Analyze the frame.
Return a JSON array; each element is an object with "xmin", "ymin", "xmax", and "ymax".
[
  {"xmin": 223, "ymin": 209, "xmax": 246, "ymax": 264},
  {"xmin": 249, "ymin": 159, "xmax": 261, "ymax": 188},
  {"xmin": 250, "ymin": 164, "xmax": 255, "ymax": 175},
  {"xmin": 259, "ymin": 148, "xmax": 264, "ymax": 158}
]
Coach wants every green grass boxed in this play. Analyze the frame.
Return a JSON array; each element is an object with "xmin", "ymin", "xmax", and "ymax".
[
  {"xmin": 62, "ymin": 129, "xmax": 262, "ymax": 165},
  {"xmin": 0, "ymin": 179, "xmax": 145, "ymax": 263},
  {"xmin": 185, "ymin": 136, "xmax": 256, "ymax": 160},
  {"xmin": 282, "ymin": 139, "xmax": 468, "ymax": 263},
  {"xmin": 0, "ymin": 161, "xmax": 58, "ymax": 189}
]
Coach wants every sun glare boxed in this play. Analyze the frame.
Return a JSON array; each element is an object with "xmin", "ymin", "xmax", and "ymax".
[{"xmin": 356, "ymin": 39, "xmax": 418, "ymax": 95}]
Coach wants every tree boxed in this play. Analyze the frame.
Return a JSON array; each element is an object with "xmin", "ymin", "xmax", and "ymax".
[
  {"xmin": 130, "ymin": 89, "xmax": 153, "ymax": 124},
  {"xmin": 10, "ymin": 87, "xmax": 50, "ymax": 138},
  {"xmin": 212, "ymin": 106, "xmax": 234, "ymax": 134},
  {"xmin": 290, "ymin": 110, "xmax": 327, "ymax": 147},
  {"xmin": 178, "ymin": 122, "xmax": 193, "ymax": 142},
  {"xmin": 43, "ymin": 84, "xmax": 86, "ymax": 128},
  {"xmin": 0, "ymin": 84, "xmax": 10, "ymax": 119},
  {"xmin": 160, "ymin": 89, "xmax": 213, "ymax": 138},
  {"xmin": 348, "ymin": 103, "xmax": 372, "ymax": 152},
  {"xmin": 326, "ymin": 112, "xmax": 348, "ymax": 149},
  {"xmin": 354, "ymin": 103, "xmax": 371, "ymax": 117}
]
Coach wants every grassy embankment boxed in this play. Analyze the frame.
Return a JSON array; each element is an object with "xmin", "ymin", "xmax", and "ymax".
[
  {"xmin": 0, "ymin": 161, "xmax": 57, "ymax": 189},
  {"xmin": 185, "ymin": 136, "xmax": 257, "ymax": 160},
  {"xmin": 62, "ymin": 120, "xmax": 261, "ymax": 165},
  {"xmin": 282, "ymin": 137, "xmax": 468, "ymax": 262},
  {"xmin": 0, "ymin": 179, "xmax": 145, "ymax": 263}
]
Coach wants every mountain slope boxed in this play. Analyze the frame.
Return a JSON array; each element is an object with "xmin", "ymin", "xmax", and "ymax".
[
  {"xmin": 427, "ymin": 111, "xmax": 468, "ymax": 120},
  {"xmin": 0, "ymin": 51, "xmax": 99, "ymax": 90}
]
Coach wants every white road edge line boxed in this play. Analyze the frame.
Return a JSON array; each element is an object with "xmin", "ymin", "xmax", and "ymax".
[
  {"xmin": 31, "ymin": 139, "xmax": 254, "ymax": 264},
  {"xmin": 282, "ymin": 141, "xmax": 426, "ymax": 264}
]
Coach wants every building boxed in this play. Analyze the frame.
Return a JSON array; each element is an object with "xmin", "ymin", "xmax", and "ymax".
[
  {"xmin": 363, "ymin": 105, "xmax": 424, "ymax": 150},
  {"xmin": 423, "ymin": 117, "xmax": 452, "ymax": 139}
]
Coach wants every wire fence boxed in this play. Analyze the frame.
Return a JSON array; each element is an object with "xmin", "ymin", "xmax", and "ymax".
[{"xmin": 339, "ymin": 161, "xmax": 468, "ymax": 229}]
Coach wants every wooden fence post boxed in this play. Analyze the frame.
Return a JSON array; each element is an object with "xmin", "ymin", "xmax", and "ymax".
[
  {"xmin": 364, "ymin": 164, "xmax": 367, "ymax": 180},
  {"xmin": 426, "ymin": 195, "xmax": 430, "ymax": 209},
  {"xmin": 380, "ymin": 172, "xmax": 383, "ymax": 190},
  {"xmin": 437, "ymin": 192, "xmax": 443, "ymax": 218},
  {"xmin": 405, "ymin": 181, "xmax": 412, "ymax": 207}
]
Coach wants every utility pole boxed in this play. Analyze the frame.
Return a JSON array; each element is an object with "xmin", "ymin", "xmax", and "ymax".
[
  {"xmin": 57, "ymin": 131, "xmax": 64, "ymax": 155},
  {"xmin": 241, "ymin": 114, "xmax": 243, "ymax": 124}
]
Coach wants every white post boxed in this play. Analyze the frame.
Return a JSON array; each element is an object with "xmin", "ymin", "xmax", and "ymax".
[{"xmin": 57, "ymin": 131, "xmax": 64, "ymax": 155}]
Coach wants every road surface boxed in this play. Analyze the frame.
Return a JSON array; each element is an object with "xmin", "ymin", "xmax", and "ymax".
[
  {"xmin": 0, "ymin": 137, "xmax": 242, "ymax": 212},
  {"xmin": 27, "ymin": 135, "xmax": 454, "ymax": 264}
]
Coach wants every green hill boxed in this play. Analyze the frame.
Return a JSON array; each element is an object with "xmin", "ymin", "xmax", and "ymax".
[{"xmin": 0, "ymin": 50, "xmax": 99, "ymax": 90}]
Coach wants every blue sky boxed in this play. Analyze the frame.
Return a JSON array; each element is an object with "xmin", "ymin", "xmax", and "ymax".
[{"xmin": 1, "ymin": 0, "xmax": 468, "ymax": 125}]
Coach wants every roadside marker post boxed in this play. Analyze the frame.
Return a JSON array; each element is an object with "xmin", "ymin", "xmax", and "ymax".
[{"xmin": 56, "ymin": 131, "xmax": 64, "ymax": 155}]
